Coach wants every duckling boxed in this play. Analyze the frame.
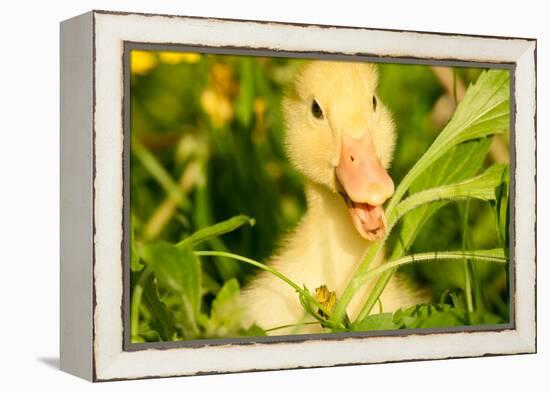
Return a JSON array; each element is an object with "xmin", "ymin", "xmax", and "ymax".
[{"xmin": 241, "ymin": 61, "xmax": 423, "ymax": 334}]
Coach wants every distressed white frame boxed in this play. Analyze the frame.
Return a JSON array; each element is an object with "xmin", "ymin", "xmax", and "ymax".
[{"xmin": 60, "ymin": 10, "xmax": 536, "ymax": 382}]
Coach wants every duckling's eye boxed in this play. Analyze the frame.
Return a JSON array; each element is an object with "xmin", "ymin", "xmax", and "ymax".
[
  {"xmin": 311, "ymin": 100, "xmax": 324, "ymax": 119},
  {"xmin": 372, "ymin": 95, "xmax": 377, "ymax": 111}
]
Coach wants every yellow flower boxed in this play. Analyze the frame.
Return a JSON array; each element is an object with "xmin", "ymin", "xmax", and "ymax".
[
  {"xmin": 200, "ymin": 88, "xmax": 234, "ymax": 128},
  {"xmin": 131, "ymin": 50, "xmax": 157, "ymax": 75},
  {"xmin": 314, "ymin": 285, "xmax": 337, "ymax": 313},
  {"xmin": 159, "ymin": 51, "xmax": 201, "ymax": 65},
  {"xmin": 199, "ymin": 62, "xmax": 238, "ymax": 128}
]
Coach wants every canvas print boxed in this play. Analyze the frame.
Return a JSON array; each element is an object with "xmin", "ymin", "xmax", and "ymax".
[{"xmin": 128, "ymin": 49, "xmax": 511, "ymax": 343}]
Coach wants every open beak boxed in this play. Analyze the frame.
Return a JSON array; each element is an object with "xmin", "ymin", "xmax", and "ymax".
[{"xmin": 335, "ymin": 132, "xmax": 394, "ymax": 241}]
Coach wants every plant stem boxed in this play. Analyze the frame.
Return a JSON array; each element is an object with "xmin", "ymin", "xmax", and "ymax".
[
  {"xmin": 471, "ymin": 261, "xmax": 485, "ymax": 312},
  {"xmin": 194, "ymin": 250, "xmax": 302, "ymax": 292},
  {"xmin": 194, "ymin": 250, "xmax": 341, "ymax": 328},
  {"xmin": 331, "ymin": 242, "xmax": 383, "ymax": 322},
  {"xmin": 354, "ymin": 249, "xmax": 506, "ymax": 321},
  {"xmin": 460, "ymin": 202, "xmax": 474, "ymax": 313},
  {"xmin": 264, "ymin": 322, "xmax": 319, "ymax": 333},
  {"xmin": 359, "ymin": 269, "xmax": 396, "ymax": 320}
]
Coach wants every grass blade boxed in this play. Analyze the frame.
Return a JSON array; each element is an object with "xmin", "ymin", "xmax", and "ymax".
[{"xmin": 177, "ymin": 215, "xmax": 255, "ymax": 248}]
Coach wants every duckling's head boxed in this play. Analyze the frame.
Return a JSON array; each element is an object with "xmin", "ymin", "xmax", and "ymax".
[{"xmin": 283, "ymin": 61, "xmax": 396, "ymax": 241}]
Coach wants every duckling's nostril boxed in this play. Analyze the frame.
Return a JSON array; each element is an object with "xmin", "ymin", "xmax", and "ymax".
[{"xmin": 350, "ymin": 155, "xmax": 355, "ymax": 163}]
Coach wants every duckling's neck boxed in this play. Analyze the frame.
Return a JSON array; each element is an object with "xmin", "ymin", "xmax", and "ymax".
[
  {"xmin": 298, "ymin": 180, "xmax": 370, "ymax": 282},
  {"xmin": 303, "ymin": 180, "xmax": 355, "ymax": 232}
]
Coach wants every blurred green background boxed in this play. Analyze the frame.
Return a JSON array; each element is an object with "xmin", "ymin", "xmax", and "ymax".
[{"xmin": 130, "ymin": 50, "xmax": 510, "ymax": 342}]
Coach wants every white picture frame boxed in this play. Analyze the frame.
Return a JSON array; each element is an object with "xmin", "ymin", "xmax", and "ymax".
[{"xmin": 60, "ymin": 10, "xmax": 536, "ymax": 382}]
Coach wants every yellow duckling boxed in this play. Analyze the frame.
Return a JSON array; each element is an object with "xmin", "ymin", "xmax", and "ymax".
[{"xmin": 241, "ymin": 61, "xmax": 423, "ymax": 334}]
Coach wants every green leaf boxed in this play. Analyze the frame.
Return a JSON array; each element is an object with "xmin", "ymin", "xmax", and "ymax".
[
  {"xmin": 177, "ymin": 214, "xmax": 255, "ymax": 248},
  {"xmin": 141, "ymin": 274, "xmax": 175, "ymax": 341},
  {"xmin": 440, "ymin": 71, "xmax": 510, "ymax": 145},
  {"xmin": 393, "ymin": 138, "xmax": 492, "ymax": 255},
  {"xmin": 141, "ymin": 242, "xmax": 202, "ymax": 334},
  {"xmin": 207, "ymin": 278, "xmax": 241, "ymax": 335},
  {"xmin": 391, "ymin": 163, "xmax": 509, "ymax": 225},
  {"xmin": 202, "ymin": 275, "xmax": 267, "ymax": 338},
  {"xmin": 138, "ymin": 322, "xmax": 163, "ymax": 342},
  {"xmin": 392, "ymin": 303, "xmax": 504, "ymax": 329},
  {"xmin": 350, "ymin": 313, "xmax": 397, "ymax": 331},
  {"xmin": 387, "ymin": 69, "xmax": 510, "ymax": 213},
  {"xmin": 468, "ymin": 310, "xmax": 504, "ymax": 325},
  {"xmin": 393, "ymin": 304, "xmax": 465, "ymax": 329},
  {"xmin": 240, "ymin": 324, "xmax": 267, "ymax": 337}
]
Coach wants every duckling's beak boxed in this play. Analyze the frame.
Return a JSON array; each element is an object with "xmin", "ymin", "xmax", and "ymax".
[{"xmin": 335, "ymin": 132, "xmax": 394, "ymax": 241}]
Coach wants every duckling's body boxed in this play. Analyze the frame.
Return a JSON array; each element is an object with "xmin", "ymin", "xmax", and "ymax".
[{"xmin": 241, "ymin": 61, "xmax": 424, "ymax": 334}]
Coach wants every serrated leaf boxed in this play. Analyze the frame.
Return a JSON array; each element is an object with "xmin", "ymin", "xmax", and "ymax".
[
  {"xmin": 441, "ymin": 70, "xmax": 510, "ymax": 146},
  {"xmin": 387, "ymin": 69, "xmax": 510, "ymax": 211},
  {"xmin": 391, "ymin": 163, "xmax": 509, "ymax": 225}
]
